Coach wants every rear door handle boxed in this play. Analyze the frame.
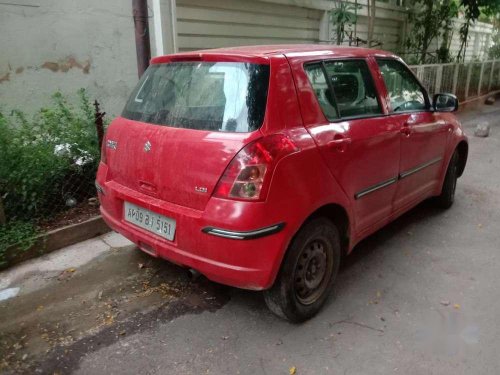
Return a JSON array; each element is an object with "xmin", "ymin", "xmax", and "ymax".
[{"xmin": 327, "ymin": 138, "xmax": 351, "ymax": 152}]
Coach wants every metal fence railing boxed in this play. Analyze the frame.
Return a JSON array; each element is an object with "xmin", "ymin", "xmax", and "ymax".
[{"xmin": 409, "ymin": 60, "xmax": 500, "ymax": 102}]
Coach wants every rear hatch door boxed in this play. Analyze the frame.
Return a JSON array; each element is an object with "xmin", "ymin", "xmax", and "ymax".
[
  {"xmin": 104, "ymin": 59, "xmax": 270, "ymax": 211},
  {"xmin": 106, "ymin": 120, "xmax": 258, "ymax": 210}
]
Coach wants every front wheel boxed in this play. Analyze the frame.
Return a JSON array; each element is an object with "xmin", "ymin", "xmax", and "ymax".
[
  {"xmin": 435, "ymin": 150, "xmax": 459, "ymax": 209},
  {"xmin": 263, "ymin": 217, "xmax": 341, "ymax": 323}
]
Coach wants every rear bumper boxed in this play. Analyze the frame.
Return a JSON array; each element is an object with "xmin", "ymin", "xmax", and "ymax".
[
  {"xmin": 202, "ymin": 223, "xmax": 285, "ymax": 240},
  {"xmin": 97, "ymin": 175, "xmax": 290, "ymax": 290}
]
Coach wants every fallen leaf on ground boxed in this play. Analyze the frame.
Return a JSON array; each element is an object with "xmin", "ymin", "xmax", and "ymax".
[
  {"xmin": 289, "ymin": 366, "xmax": 297, "ymax": 375},
  {"xmin": 103, "ymin": 314, "xmax": 115, "ymax": 325},
  {"xmin": 58, "ymin": 269, "xmax": 76, "ymax": 281},
  {"xmin": 453, "ymin": 304, "xmax": 461, "ymax": 309}
]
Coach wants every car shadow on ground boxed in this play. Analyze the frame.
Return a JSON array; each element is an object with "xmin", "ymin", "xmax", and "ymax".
[{"xmin": 341, "ymin": 199, "xmax": 443, "ymax": 271}]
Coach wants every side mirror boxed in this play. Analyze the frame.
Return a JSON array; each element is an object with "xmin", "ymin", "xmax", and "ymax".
[{"xmin": 433, "ymin": 93, "xmax": 458, "ymax": 112}]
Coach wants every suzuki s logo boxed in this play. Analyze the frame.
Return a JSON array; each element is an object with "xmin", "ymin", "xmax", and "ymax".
[
  {"xmin": 144, "ymin": 141, "xmax": 152, "ymax": 152},
  {"xmin": 106, "ymin": 140, "xmax": 118, "ymax": 150}
]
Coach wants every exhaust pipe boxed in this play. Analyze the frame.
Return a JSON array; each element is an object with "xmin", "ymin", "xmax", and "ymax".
[{"xmin": 187, "ymin": 268, "xmax": 201, "ymax": 281}]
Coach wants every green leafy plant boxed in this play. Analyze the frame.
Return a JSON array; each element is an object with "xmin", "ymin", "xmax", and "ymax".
[
  {"xmin": 488, "ymin": 30, "xmax": 500, "ymax": 58},
  {"xmin": 0, "ymin": 89, "xmax": 100, "ymax": 222},
  {"xmin": 330, "ymin": 1, "xmax": 361, "ymax": 45},
  {"xmin": 0, "ymin": 221, "xmax": 38, "ymax": 265},
  {"xmin": 457, "ymin": 0, "xmax": 500, "ymax": 61},
  {"xmin": 486, "ymin": 8, "xmax": 500, "ymax": 59},
  {"xmin": 405, "ymin": 0, "xmax": 458, "ymax": 64},
  {"xmin": 0, "ymin": 89, "xmax": 103, "ymax": 264}
]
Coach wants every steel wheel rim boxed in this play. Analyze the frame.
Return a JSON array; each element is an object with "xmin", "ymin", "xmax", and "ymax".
[{"xmin": 294, "ymin": 238, "xmax": 333, "ymax": 305}]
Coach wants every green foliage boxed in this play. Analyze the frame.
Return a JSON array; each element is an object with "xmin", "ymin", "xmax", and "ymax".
[
  {"xmin": 0, "ymin": 221, "xmax": 38, "ymax": 265},
  {"xmin": 484, "ymin": 3, "xmax": 500, "ymax": 60},
  {"xmin": 489, "ymin": 29, "xmax": 500, "ymax": 58},
  {"xmin": 329, "ymin": 1, "xmax": 361, "ymax": 45},
  {"xmin": 0, "ymin": 89, "xmax": 100, "ymax": 222},
  {"xmin": 405, "ymin": 0, "xmax": 499, "ymax": 63},
  {"xmin": 405, "ymin": 0, "xmax": 458, "ymax": 64},
  {"xmin": 458, "ymin": 0, "xmax": 500, "ymax": 61}
]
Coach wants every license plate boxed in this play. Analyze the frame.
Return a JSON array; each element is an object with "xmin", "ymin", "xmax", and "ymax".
[{"xmin": 124, "ymin": 202, "xmax": 176, "ymax": 241}]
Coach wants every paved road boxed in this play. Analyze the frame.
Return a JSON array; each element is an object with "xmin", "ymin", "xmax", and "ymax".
[{"xmin": 1, "ymin": 100, "xmax": 499, "ymax": 374}]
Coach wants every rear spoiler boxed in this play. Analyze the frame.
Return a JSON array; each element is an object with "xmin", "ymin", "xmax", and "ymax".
[{"xmin": 151, "ymin": 53, "xmax": 270, "ymax": 65}]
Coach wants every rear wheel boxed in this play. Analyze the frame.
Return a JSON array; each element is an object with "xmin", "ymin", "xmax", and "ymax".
[
  {"xmin": 435, "ymin": 150, "xmax": 459, "ymax": 209},
  {"xmin": 263, "ymin": 218, "xmax": 341, "ymax": 322}
]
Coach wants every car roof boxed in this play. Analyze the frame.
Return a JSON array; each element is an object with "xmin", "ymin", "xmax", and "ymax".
[{"xmin": 151, "ymin": 44, "xmax": 398, "ymax": 64}]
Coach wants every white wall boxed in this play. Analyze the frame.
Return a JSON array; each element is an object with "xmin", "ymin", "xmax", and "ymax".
[{"xmin": 0, "ymin": 0, "xmax": 140, "ymax": 116}]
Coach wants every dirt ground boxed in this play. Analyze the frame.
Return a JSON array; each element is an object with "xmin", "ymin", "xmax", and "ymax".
[
  {"xmin": 38, "ymin": 202, "xmax": 100, "ymax": 232},
  {"xmin": 0, "ymin": 234, "xmax": 229, "ymax": 374}
]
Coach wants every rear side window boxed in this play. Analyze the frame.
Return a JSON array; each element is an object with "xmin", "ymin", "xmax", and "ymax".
[
  {"xmin": 305, "ymin": 64, "xmax": 339, "ymax": 120},
  {"xmin": 305, "ymin": 59, "xmax": 382, "ymax": 120},
  {"xmin": 122, "ymin": 62, "xmax": 270, "ymax": 132},
  {"xmin": 376, "ymin": 59, "xmax": 427, "ymax": 112}
]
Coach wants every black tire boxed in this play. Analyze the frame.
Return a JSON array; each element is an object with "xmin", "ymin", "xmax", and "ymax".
[
  {"xmin": 263, "ymin": 217, "xmax": 341, "ymax": 323},
  {"xmin": 435, "ymin": 150, "xmax": 459, "ymax": 209}
]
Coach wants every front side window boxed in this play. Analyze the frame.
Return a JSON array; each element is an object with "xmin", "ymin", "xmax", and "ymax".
[
  {"xmin": 122, "ymin": 62, "xmax": 270, "ymax": 133},
  {"xmin": 323, "ymin": 60, "xmax": 382, "ymax": 118},
  {"xmin": 305, "ymin": 59, "xmax": 382, "ymax": 120},
  {"xmin": 377, "ymin": 59, "xmax": 427, "ymax": 113}
]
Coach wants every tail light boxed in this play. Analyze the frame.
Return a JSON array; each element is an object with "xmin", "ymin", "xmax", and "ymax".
[{"xmin": 214, "ymin": 134, "xmax": 299, "ymax": 201}]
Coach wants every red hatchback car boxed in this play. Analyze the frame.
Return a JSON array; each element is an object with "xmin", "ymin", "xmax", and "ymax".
[{"xmin": 96, "ymin": 45, "xmax": 468, "ymax": 322}]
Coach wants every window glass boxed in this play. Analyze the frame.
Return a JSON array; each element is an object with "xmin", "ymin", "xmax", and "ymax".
[
  {"xmin": 304, "ymin": 64, "xmax": 338, "ymax": 120},
  {"xmin": 377, "ymin": 59, "xmax": 427, "ymax": 112},
  {"xmin": 122, "ymin": 62, "xmax": 269, "ymax": 132},
  {"xmin": 323, "ymin": 60, "xmax": 382, "ymax": 118}
]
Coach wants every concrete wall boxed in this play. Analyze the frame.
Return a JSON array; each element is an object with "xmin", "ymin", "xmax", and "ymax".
[
  {"xmin": 176, "ymin": 0, "xmax": 322, "ymax": 51},
  {"xmin": 168, "ymin": 0, "xmax": 494, "ymax": 62},
  {"xmin": 0, "ymin": 0, "xmax": 141, "ymax": 116},
  {"xmin": 0, "ymin": 0, "xmax": 495, "ymax": 116}
]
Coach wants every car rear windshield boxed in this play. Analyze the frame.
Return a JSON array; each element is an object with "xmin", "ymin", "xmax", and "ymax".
[{"xmin": 122, "ymin": 62, "xmax": 270, "ymax": 133}]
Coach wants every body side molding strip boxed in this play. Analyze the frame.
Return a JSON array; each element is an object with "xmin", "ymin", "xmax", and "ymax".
[
  {"xmin": 354, "ymin": 156, "xmax": 444, "ymax": 200},
  {"xmin": 399, "ymin": 157, "xmax": 443, "ymax": 180},
  {"xmin": 354, "ymin": 177, "xmax": 398, "ymax": 200}
]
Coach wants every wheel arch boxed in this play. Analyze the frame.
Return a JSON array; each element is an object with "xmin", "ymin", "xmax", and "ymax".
[{"xmin": 305, "ymin": 203, "xmax": 350, "ymax": 257}]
